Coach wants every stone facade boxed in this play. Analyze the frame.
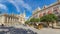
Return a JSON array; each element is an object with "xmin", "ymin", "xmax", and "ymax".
[{"xmin": 0, "ymin": 13, "xmax": 26, "ymax": 26}]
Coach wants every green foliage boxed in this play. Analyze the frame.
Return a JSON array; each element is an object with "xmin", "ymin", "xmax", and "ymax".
[
  {"xmin": 30, "ymin": 18, "xmax": 40, "ymax": 22},
  {"xmin": 40, "ymin": 15, "xmax": 47, "ymax": 22},
  {"xmin": 40, "ymin": 14, "xmax": 58, "ymax": 22},
  {"xmin": 25, "ymin": 20, "xmax": 30, "ymax": 24}
]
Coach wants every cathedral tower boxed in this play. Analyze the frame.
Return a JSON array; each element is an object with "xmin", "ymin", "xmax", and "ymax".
[{"xmin": 19, "ymin": 10, "xmax": 26, "ymax": 24}]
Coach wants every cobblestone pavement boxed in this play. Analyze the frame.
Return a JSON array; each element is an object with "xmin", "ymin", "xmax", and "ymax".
[
  {"xmin": 14, "ymin": 25, "xmax": 60, "ymax": 34},
  {"xmin": 0, "ymin": 25, "xmax": 37, "ymax": 34},
  {"xmin": 0, "ymin": 25, "xmax": 60, "ymax": 34}
]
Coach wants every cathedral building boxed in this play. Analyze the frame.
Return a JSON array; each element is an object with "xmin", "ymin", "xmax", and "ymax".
[{"xmin": 0, "ymin": 12, "xmax": 26, "ymax": 26}]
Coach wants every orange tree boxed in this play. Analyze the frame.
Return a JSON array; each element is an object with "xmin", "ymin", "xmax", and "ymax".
[
  {"xmin": 30, "ymin": 18, "xmax": 40, "ymax": 25},
  {"xmin": 40, "ymin": 14, "xmax": 58, "ymax": 28}
]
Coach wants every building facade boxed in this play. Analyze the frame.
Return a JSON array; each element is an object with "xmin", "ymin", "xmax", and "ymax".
[
  {"xmin": 32, "ymin": 1, "xmax": 60, "ymax": 18},
  {"xmin": 31, "ymin": 1, "xmax": 60, "ymax": 27},
  {"xmin": 0, "ymin": 12, "xmax": 26, "ymax": 26}
]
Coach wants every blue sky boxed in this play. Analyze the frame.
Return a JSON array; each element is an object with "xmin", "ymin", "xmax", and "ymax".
[{"xmin": 0, "ymin": 0, "xmax": 57, "ymax": 19}]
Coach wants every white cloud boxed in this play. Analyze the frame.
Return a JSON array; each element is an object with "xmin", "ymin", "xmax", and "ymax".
[
  {"xmin": 0, "ymin": 0, "xmax": 32, "ymax": 12},
  {"xmin": 0, "ymin": 4, "xmax": 8, "ymax": 12},
  {"xmin": 0, "ymin": 0, "xmax": 7, "ymax": 2},
  {"xmin": 10, "ymin": 0, "xmax": 32, "ymax": 11},
  {"xmin": 8, "ymin": 0, "xmax": 20, "ymax": 12}
]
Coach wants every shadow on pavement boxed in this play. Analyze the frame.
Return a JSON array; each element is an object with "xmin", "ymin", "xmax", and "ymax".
[{"xmin": 0, "ymin": 26, "xmax": 37, "ymax": 34}]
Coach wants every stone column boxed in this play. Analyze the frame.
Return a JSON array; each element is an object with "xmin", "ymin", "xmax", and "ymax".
[
  {"xmin": 6, "ymin": 17, "xmax": 8, "ymax": 26},
  {"xmin": 5, "ymin": 17, "xmax": 9, "ymax": 26},
  {"xmin": 14, "ymin": 18, "xmax": 15, "ymax": 25},
  {"xmin": 12, "ymin": 18, "xmax": 14, "ymax": 23},
  {"xmin": 7, "ymin": 17, "xmax": 8, "ymax": 23},
  {"xmin": 10, "ymin": 17, "xmax": 11, "ymax": 26},
  {"xmin": 11, "ymin": 17, "xmax": 12, "ymax": 25},
  {"xmin": 6, "ymin": 17, "xmax": 7, "ymax": 23}
]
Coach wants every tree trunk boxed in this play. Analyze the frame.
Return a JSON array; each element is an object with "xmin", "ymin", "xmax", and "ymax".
[
  {"xmin": 47, "ymin": 22, "xmax": 49, "ymax": 28},
  {"xmin": 52, "ymin": 21, "xmax": 56, "ymax": 28},
  {"xmin": 52, "ymin": 22, "xmax": 54, "ymax": 28}
]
